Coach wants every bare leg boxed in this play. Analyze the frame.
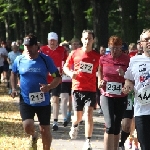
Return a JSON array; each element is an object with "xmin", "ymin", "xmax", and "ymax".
[
  {"xmin": 39, "ymin": 125, "xmax": 52, "ymax": 150},
  {"xmin": 104, "ymin": 132, "xmax": 114, "ymax": 150}
]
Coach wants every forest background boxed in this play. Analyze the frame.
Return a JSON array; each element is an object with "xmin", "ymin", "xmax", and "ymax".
[{"xmin": 0, "ymin": 0, "xmax": 149, "ymax": 48}]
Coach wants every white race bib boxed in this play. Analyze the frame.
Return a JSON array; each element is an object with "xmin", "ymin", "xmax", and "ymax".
[
  {"xmin": 62, "ymin": 74, "xmax": 71, "ymax": 80},
  {"xmin": 29, "ymin": 92, "xmax": 45, "ymax": 104},
  {"xmin": 136, "ymin": 89, "xmax": 150, "ymax": 105},
  {"xmin": 126, "ymin": 99, "xmax": 132, "ymax": 110},
  {"xmin": 106, "ymin": 82, "xmax": 122, "ymax": 95},
  {"xmin": 79, "ymin": 61, "xmax": 93, "ymax": 74}
]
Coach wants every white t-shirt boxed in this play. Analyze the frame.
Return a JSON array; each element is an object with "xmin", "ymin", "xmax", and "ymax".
[
  {"xmin": 124, "ymin": 53, "xmax": 150, "ymax": 116},
  {"xmin": 0, "ymin": 48, "xmax": 8, "ymax": 66}
]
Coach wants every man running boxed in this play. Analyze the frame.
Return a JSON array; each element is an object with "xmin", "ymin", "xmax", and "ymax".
[
  {"xmin": 11, "ymin": 33, "xmax": 61, "ymax": 150},
  {"xmin": 41, "ymin": 32, "xmax": 67, "ymax": 131},
  {"xmin": 63, "ymin": 30, "xmax": 100, "ymax": 150},
  {"xmin": 123, "ymin": 28, "xmax": 150, "ymax": 150}
]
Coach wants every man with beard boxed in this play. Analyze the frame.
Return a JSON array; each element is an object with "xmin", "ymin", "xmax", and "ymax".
[{"xmin": 123, "ymin": 28, "xmax": 150, "ymax": 150}]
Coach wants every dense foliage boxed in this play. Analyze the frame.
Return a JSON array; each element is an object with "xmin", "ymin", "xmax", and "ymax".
[{"xmin": 0, "ymin": 0, "xmax": 149, "ymax": 47}]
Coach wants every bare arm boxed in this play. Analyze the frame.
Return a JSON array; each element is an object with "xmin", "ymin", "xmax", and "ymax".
[
  {"xmin": 122, "ymin": 79, "xmax": 134, "ymax": 94},
  {"xmin": 63, "ymin": 62, "xmax": 74, "ymax": 78},
  {"xmin": 11, "ymin": 71, "xmax": 18, "ymax": 90},
  {"xmin": 98, "ymin": 65, "xmax": 105, "ymax": 89},
  {"xmin": 10, "ymin": 71, "xmax": 18, "ymax": 98}
]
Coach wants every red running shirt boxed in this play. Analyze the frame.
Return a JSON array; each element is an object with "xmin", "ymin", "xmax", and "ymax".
[
  {"xmin": 65, "ymin": 48, "xmax": 100, "ymax": 92},
  {"xmin": 41, "ymin": 45, "xmax": 67, "ymax": 83},
  {"xmin": 99, "ymin": 53, "xmax": 130, "ymax": 97}
]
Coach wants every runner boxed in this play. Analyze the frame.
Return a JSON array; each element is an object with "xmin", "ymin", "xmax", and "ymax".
[
  {"xmin": 119, "ymin": 42, "xmax": 140, "ymax": 150},
  {"xmin": 41, "ymin": 32, "xmax": 67, "ymax": 131},
  {"xmin": 11, "ymin": 33, "xmax": 61, "ymax": 150},
  {"xmin": 98, "ymin": 35, "xmax": 130, "ymax": 150},
  {"xmin": 123, "ymin": 28, "xmax": 150, "ymax": 150},
  {"xmin": 63, "ymin": 30, "xmax": 100, "ymax": 150},
  {"xmin": 0, "ymin": 44, "xmax": 8, "ymax": 83},
  {"xmin": 7, "ymin": 42, "xmax": 21, "ymax": 94},
  {"xmin": 61, "ymin": 39, "xmax": 80, "ymax": 127}
]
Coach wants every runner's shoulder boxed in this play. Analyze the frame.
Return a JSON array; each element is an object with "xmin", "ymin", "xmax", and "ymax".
[{"xmin": 130, "ymin": 54, "xmax": 145, "ymax": 63}]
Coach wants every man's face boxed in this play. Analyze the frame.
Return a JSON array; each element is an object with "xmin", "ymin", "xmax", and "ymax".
[
  {"xmin": 140, "ymin": 32, "xmax": 150, "ymax": 54},
  {"xmin": 24, "ymin": 45, "xmax": 38, "ymax": 57},
  {"xmin": 71, "ymin": 42, "xmax": 80, "ymax": 50},
  {"xmin": 81, "ymin": 32, "xmax": 94, "ymax": 49},
  {"xmin": 100, "ymin": 47, "xmax": 106, "ymax": 55},
  {"xmin": 48, "ymin": 39, "xmax": 58, "ymax": 49}
]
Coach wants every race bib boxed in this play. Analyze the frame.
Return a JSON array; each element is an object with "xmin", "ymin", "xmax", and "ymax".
[
  {"xmin": 79, "ymin": 61, "xmax": 93, "ymax": 74},
  {"xmin": 106, "ymin": 82, "xmax": 122, "ymax": 95},
  {"xmin": 136, "ymin": 89, "xmax": 150, "ymax": 105},
  {"xmin": 29, "ymin": 92, "xmax": 45, "ymax": 104},
  {"xmin": 62, "ymin": 74, "xmax": 71, "ymax": 80},
  {"xmin": 126, "ymin": 99, "xmax": 132, "ymax": 110}
]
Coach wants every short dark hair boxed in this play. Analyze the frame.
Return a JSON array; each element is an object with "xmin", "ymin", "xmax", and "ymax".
[{"xmin": 82, "ymin": 30, "xmax": 95, "ymax": 39}]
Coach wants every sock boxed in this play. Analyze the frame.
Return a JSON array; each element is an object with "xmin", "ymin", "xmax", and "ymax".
[
  {"xmin": 119, "ymin": 131, "xmax": 130, "ymax": 146},
  {"xmin": 85, "ymin": 137, "xmax": 91, "ymax": 142},
  {"xmin": 64, "ymin": 118, "xmax": 67, "ymax": 122},
  {"xmin": 73, "ymin": 124, "xmax": 78, "ymax": 128},
  {"xmin": 67, "ymin": 112, "xmax": 71, "ymax": 116},
  {"xmin": 54, "ymin": 119, "xmax": 58, "ymax": 122}
]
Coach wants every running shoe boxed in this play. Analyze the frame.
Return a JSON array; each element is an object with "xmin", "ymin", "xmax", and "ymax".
[
  {"xmin": 125, "ymin": 137, "xmax": 133, "ymax": 149},
  {"xmin": 69, "ymin": 126, "xmax": 78, "ymax": 139},
  {"xmin": 132, "ymin": 141, "xmax": 139, "ymax": 150},
  {"xmin": 118, "ymin": 146, "xmax": 125, "ymax": 150},
  {"xmin": 98, "ymin": 108, "xmax": 103, "ymax": 114},
  {"xmin": 63, "ymin": 121, "xmax": 68, "ymax": 127},
  {"xmin": 119, "ymin": 142, "xmax": 125, "ymax": 150},
  {"xmin": 82, "ymin": 140, "xmax": 92, "ymax": 150},
  {"xmin": 29, "ymin": 136, "xmax": 38, "ymax": 150},
  {"xmin": 52, "ymin": 122, "xmax": 58, "ymax": 131}
]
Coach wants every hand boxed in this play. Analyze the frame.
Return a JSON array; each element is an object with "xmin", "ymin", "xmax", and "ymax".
[
  {"xmin": 11, "ymin": 89, "xmax": 18, "ymax": 98},
  {"xmin": 116, "ymin": 66, "xmax": 125, "ymax": 77},
  {"xmin": 122, "ymin": 80, "xmax": 134, "ymax": 94},
  {"xmin": 39, "ymin": 83, "xmax": 49, "ymax": 93},
  {"xmin": 98, "ymin": 80, "xmax": 106, "ymax": 89},
  {"xmin": 70, "ymin": 70, "xmax": 80, "ymax": 79}
]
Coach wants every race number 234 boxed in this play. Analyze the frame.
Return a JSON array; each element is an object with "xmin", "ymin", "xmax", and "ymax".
[{"xmin": 106, "ymin": 82, "xmax": 122, "ymax": 95}]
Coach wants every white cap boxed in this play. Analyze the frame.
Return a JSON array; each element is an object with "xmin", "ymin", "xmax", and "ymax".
[
  {"xmin": 11, "ymin": 41, "xmax": 17, "ymax": 46},
  {"xmin": 48, "ymin": 32, "xmax": 58, "ymax": 40}
]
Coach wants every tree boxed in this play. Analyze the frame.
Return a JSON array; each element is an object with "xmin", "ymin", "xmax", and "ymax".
[
  {"xmin": 92, "ymin": 0, "xmax": 113, "ymax": 49},
  {"xmin": 71, "ymin": 0, "xmax": 87, "ymax": 39},
  {"xmin": 58, "ymin": 0, "xmax": 74, "ymax": 41},
  {"xmin": 119, "ymin": 0, "xmax": 138, "ymax": 43}
]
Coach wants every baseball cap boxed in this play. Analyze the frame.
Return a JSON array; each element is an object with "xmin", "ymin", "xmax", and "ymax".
[
  {"xmin": 48, "ymin": 32, "xmax": 58, "ymax": 40},
  {"xmin": 122, "ymin": 42, "xmax": 128, "ymax": 51},
  {"xmin": 23, "ymin": 37, "xmax": 37, "ymax": 46}
]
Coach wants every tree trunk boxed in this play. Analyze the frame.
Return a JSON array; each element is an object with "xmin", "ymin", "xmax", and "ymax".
[
  {"xmin": 58, "ymin": 0, "xmax": 74, "ymax": 41},
  {"xmin": 71, "ymin": 0, "xmax": 87, "ymax": 39},
  {"xmin": 92, "ymin": 0, "xmax": 113, "ymax": 49},
  {"xmin": 120, "ymin": 0, "xmax": 138, "ymax": 43}
]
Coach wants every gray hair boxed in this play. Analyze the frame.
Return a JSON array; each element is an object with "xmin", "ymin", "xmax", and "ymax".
[{"xmin": 140, "ymin": 28, "xmax": 150, "ymax": 41}]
